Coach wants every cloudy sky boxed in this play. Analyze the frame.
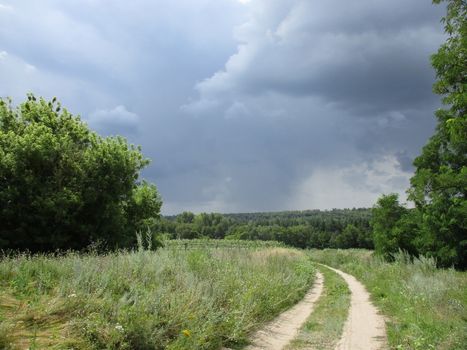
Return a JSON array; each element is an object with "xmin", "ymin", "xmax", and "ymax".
[{"xmin": 0, "ymin": 0, "xmax": 446, "ymax": 214}]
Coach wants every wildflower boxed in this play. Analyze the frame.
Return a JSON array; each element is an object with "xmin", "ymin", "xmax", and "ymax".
[
  {"xmin": 115, "ymin": 324, "xmax": 124, "ymax": 332},
  {"xmin": 182, "ymin": 329, "xmax": 191, "ymax": 337}
]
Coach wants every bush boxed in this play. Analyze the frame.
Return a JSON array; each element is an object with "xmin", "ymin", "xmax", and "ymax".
[{"xmin": 0, "ymin": 95, "xmax": 162, "ymax": 251}]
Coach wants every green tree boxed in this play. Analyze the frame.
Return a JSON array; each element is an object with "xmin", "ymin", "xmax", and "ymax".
[
  {"xmin": 334, "ymin": 224, "xmax": 360, "ymax": 249},
  {"xmin": 175, "ymin": 223, "xmax": 199, "ymax": 239},
  {"xmin": 0, "ymin": 95, "xmax": 162, "ymax": 251},
  {"xmin": 407, "ymin": 0, "xmax": 466, "ymax": 268},
  {"xmin": 176, "ymin": 211, "xmax": 195, "ymax": 224},
  {"xmin": 371, "ymin": 194, "xmax": 410, "ymax": 259}
]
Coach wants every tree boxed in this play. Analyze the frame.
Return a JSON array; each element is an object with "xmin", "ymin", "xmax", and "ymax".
[
  {"xmin": 176, "ymin": 211, "xmax": 195, "ymax": 224},
  {"xmin": 371, "ymin": 194, "xmax": 411, "ymax": 259},
  {"xmin": 0, "ymin": 95, "xmax": 162, "ymax": 251},
  {"xmin": 407, "ymin": 0, "xmax": 466, "ymax": 268},
  {"xmin": 175, "ymin": 223, "xmax": 199, "ymax": 239},
  {"xmin": 334, "ymin": 224, "xmax": 360, "ymax": 249}
]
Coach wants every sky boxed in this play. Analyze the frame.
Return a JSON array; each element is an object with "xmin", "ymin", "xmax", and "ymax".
[{"xmin": 0, "ymin": 0, "xmax": 447, "ymax": 214}]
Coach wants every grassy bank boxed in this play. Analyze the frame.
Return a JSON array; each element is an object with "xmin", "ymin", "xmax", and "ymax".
[
  {"xmin": 308, "ymin": 249, "xmax": 467, "ymax": 350},
  {"xmin": 287, "ymin": 266, "xmax": 350, "ymax": 350},
  {"xmin": 0, "ymin": 245, "xmax": 315, "ymax": 350}
]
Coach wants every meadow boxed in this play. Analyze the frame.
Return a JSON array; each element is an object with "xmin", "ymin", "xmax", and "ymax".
[
  {"xmin": 2, "ymin": 241, "xmax": 466, "ymax": 350},
  {"xmin": 308, "ymin": 249, "xmax": 467, "ymax": 350},
  {"xmin": 0, "ymin": 242, "xmax": 315, "ymax": 350}
]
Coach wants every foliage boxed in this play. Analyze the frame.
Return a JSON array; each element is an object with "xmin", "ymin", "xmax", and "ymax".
[
  {"xmin": 333, "ymin": 224, "xmax": 363, "ymax": 249},
  {"xmin": 371, "ymin": 194, "xmax": 417, "ymax": 259},
  {"xmin": 407, "ymin": 0, "xmax": 466, "ymax": 268},
  {"xmin": 0, "ymin": 95, "xmax": 162, "ymax": 251},
  {"xmin": 373, "ymin": 0, "xmax": 466, "ymax": 268},
  {"xmin": 0, "ymin": 246, "xmax": 315, "ymax": 349},
  {"xmin": 158, "ymin": 208, "xmax": 374, "ymax": 250},
  {"xmin": 309, "ymin": 249, "xmax": 467, "ymax": 350}
]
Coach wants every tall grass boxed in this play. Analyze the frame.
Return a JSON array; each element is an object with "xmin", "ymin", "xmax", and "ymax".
[
  {"xmin": 163, "ymin": 239, "xmax": 284, "ymax": 249},
  {"xmin": 308, "ymin": 249, "xmax": 467, "ymax": 350},
  {"xmin": 0, "ymin": 246, "xmax": 315, "ymax": 349}
]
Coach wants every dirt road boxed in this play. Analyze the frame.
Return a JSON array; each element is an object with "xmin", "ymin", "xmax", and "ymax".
[
  {"xmin": 324, "ymin": 265, "xmax": 387, "ymax": 350},
  {"xmin": 244, "ymin": 271, "xmax": 324, "ymax": 350},
  {"xmin": 238, "ymin": 264, "xmax": 387, "ymax": 350},
  {"xmin": 241, "ymin": 265, "xmax": 387, "ymax": 350}
]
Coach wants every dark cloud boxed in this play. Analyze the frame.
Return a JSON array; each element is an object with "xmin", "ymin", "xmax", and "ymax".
[
  {"xmin": 190, "ymin": 0, "xmax": 444, "ymax": 116},
  {"xmin": 0, "ymin": 0, "xmax": 446, "ymax": 213}
]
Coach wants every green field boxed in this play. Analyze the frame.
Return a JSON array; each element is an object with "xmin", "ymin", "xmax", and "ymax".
[
  {"xmin": 0, "ymin": 243, "xmax": 315, "ymax": 349},
  {"xmin": 1, "ymin": 243, "xmax": 466, "ymax": 350}
]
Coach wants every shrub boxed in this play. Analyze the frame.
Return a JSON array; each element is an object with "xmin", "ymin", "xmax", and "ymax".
[{"xmin": 0, "ymin": 95, "xmax": 162, "ymax": 251}]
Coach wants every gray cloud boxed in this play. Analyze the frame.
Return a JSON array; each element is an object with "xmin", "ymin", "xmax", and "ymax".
[
  {"xmin": 0, "ymin": 0, "xmax": 446, "ymax": 213},
  {"xmin": 87, "ymin": 105, "xmax": 140, "ymax": 136},
  {"xmin": 189, "ymin": 0, "xmax": 444, "ymax": 115}
]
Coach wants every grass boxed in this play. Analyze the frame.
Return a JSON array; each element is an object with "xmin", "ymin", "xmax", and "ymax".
[
  {"xmin": 308, "ymin": 249, "xmax": 467, "ymax": 350},
  {"xmin": 163, "ymin": 239, "xmax": 285, "ymax": 249},
  {"xmin": 0, "ymin": 244, "xmax": 315, "ymax": 350},
  {"xmin": 286, "ymin": 265, "xmax": 350, "ymax": 350}
]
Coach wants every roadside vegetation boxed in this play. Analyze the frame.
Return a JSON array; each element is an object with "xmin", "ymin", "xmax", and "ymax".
[
  {"xmin": 309, "ymin": 249, "xmax": 467, "ymax": 350},
  {"xmin": 371, "ymin": 0, "xmax": 466, "ymax": 269},
  {"xmin": 0, "ymin": 243, "xmax": 315, "ymax": 350},
  {"xmin": 286, "ymin": 266, "xmax": 350, "ymax": 350},
  {"xmin": 163, "ymin": 238, "xmax": 285, "ymax": 249}
]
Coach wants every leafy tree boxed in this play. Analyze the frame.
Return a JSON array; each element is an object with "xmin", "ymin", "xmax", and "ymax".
[
  {"xmin": 0, "ymin": 95, "xmax": 162, "ymax": 251},
  {"xmin": 176, "ymin": 211, "xmax": 195, "ymax": 224},
  {"xmin": 193, "ymin": 213, "xmax": 231, "ymax": 239},
  {"xmin": 175, "ymin": 223, "xmax": 199, "ymax": 239},
  {"xmin": 371, "ymin": 194, "xmax": 409, "ymax": 259},
  {"xmin": 282, "ymin": 225, "xmax": 311, "ymax": 248},
  {"xmin": 334, "ymin": 224, "xmax": 360, "ymax": 249},
  {"xmin": 407, "ymin": 0, "xmax": 466, "ymax": 268}
]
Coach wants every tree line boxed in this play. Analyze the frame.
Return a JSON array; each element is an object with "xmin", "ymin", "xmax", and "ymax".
[{"xmin": 154, "ymin": 209, "xmax": 373, "ymax": 249}]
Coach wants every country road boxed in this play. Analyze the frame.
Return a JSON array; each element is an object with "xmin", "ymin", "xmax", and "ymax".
[
  {"xmin": 325, "ymin": 265, "xmax": 387, "ymax": 350},
  {"xmin": 240, "ymin": 265, "xmax": 387, "ymax": 350}
]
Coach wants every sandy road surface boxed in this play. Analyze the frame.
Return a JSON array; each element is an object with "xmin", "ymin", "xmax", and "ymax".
[
  {"xmin": 323, "ymin": 265, "xmax": 387, "ymax": 350},
  {"xmin": 244, "ymin": 271, "xmax": 324, "ymax": 350},
  {"xmin": 237, "ymin": 265, "xmax": 387, "ymax": 350}
]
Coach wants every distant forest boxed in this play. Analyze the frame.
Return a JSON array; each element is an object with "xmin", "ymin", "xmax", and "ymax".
[{"xmin": 156, "ymin": 209, "xmax": 373, "ymax": 249}]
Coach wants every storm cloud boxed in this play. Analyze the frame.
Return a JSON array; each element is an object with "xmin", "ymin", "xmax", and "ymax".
[{"xmin": 0, "ymin": 0, "xmax": 446, "ymax": 213}]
